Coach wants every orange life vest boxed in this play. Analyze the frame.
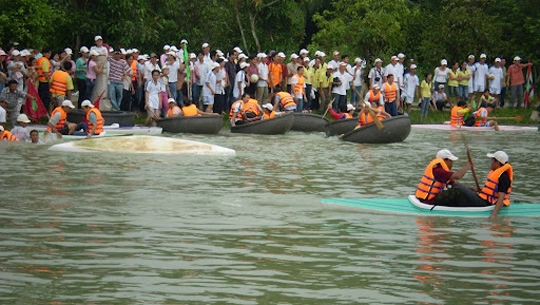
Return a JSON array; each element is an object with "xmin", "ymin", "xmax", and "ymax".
[
  {"xmin": 131, "ymin": 60, "xmax": 138, "ymax": 81},
  {"xmin": 229, "ymin": 100, "xmax": 244, "ymax": 122},
  {"xmin": 276, "ymin": 92, "xmax": 295, "ymax": 110},
  {"xmin": 358, "ymin": 111, "xmax": 374, "ymax": 127},
  {"xmin": 50, "ymin": 70, "xmax": 69, "ymax": 95},
  {"xmin": 183, "ymin": 104, "xmax": 200, "ymax": 117},
  {"xmin": 478, "ymin": 163, "xmax": 513, "ymax": 206},
  {"xmin": 450, "ymin": 106, "xmax": 464, "ymax": 127},
  {"xmin": 384, "ymin": 82, "xmax": 397, "ymax": 102},
  {"xmin": 0, "ymin": 130, "xmax": 19, "ymax": 141},
  {"xmin": 293, "ymin": 74, "xmax": 305, "ymax": 96},
  {"xmin": 474, "ymin": 107, "xmax": 487, "ymax": 127},
  {"xmin": 244, "ymin": 99, "xmax": 261, "ymax": 116},
  {"xmin": 415, "ymin": 158, "xmax": 450, "ymax": 201},
  {"xmin": 263, "ymin": 111, "xmax": 275, "ymax": 120},
  {"xmin": 376, "ymin": 106, "xmax": 386, "ymax": 121},
  {"xmin": 167, "ymin": 105, "xmax": 182, "ymax": 118},
  {"xmin": 368, "ymin": 90, "xmax": 381, "ymax": 103},
  {"xmin": 36, "ymin": 57, "xmax": 51, "ymax": 82},
  {"xmin": 86, "ymin": 108, "xmax": 103, "ymax": 135},
  {"xmin": 344, "ymin": 113, "xmax": 352, "ymax": 119},
  {"xmin": 47, "ymin": 107, "xmax": 67, "ymax": 131}
]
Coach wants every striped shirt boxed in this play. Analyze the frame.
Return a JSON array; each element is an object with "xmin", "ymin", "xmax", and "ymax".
[{"xmin": 107, "ymin": 57, "xmax": 130, "ymax": 82}]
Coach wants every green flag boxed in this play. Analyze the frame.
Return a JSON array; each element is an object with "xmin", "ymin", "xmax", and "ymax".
[{"xmin": 184, "ymin": 43, "xmax": 190, "ymax": 80}]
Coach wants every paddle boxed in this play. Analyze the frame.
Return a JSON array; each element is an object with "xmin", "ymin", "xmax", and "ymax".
[
  {"xmin": 322, "ymin": 98, "xmax": 336, "ymax": 118},
  {"xmin": 461, "ymin": 134, "xmax": 480, "ymax": 191},
  {"xmin": 485, "ymin": 115, "xmax": 523, "ymax": 121},
  {"xmin": 367, "ymin": 108, "xmax": 384, "ymax": 130}
]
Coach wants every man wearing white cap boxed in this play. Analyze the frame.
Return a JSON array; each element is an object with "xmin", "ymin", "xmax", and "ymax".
[
  {"xmin": 1, "ymin": 79, "xmax": 37, "ymax": 126},
  {"xmin": 256, "ymin": 53, "xmax": 270, "ymax": 104},
  {"xmin": 328, "ymin": 51, "xmax": 340, "ymax": 73},
  {"xmin": 202, "ymin": 42, "xmax": 211, "ymax": 63},
  {"xmin": 161, "ymin": 44, "xmax": 171, "ymax": 67},
  {"xmin": 10, "ymin": 114, "xmax": 31, "ymax": 142},
  {"xmin": 286, "ymin": 54, "xmax": 300, "ymax": 93},
  {"xmin": 202, "ymin": 62, "xmax": 220, "ymax": 113},
  {"xmin": 488, "ymin": 58, "xmax": 504, "ymax": 105},
  {"xmin": 90, "ymin": 35, "xmax": 108, "ymax": 56},
  {"xmin": 466, "ymin": 55, "xmax": 476, "ymax": 103},
  {"xmin": 46, "ymin": 100, "xmax": 77, "ymax": 136},
  {"xmin": 473, "ymin": 53, "xmax": 489, "ymax": 103},
  {"xmin": 351, "ymin": 57, "xmax": 364, "ymax": 108},
  {"xmin": 402, "ymin": 64, "xmax": 419, "ymax": 113},
  {"xmin": 75, "ymin": 46, "xmax": 90, "ymax": 104},
  {"xmin": 433, "ymin": 59, "xmax": 449, "ymax": 96},
  {"xmin": 331, "ymin": 62, "xmax": 353, "ymax": 112},
  {"xmin": 396, "ymin": 53, "xmax": 406, "ymax": 87},
  {"xmin": 415, "ymin": 149, "xmax": 471, "ymax": 205},
  {"xmin": 368, "ymin": 58, "xmax": 385, "ymax": 89},
  {"xmin": 384, "ymin": 56, "xmax": 399, "ymax": 84},
  {"xmin": 233, "ymin": 62, "xmax": 250, "ymax": 101},
  {"xmin": 7, "ymin": 50, "xmax": 26, "ymax": 92},
  {"xmin": 506, "ymin": 56, "xmax": 532, "ymax": 108},
  {"xmin": 79, "ymin": 99, "xmax": 103, "ymax": 137}
]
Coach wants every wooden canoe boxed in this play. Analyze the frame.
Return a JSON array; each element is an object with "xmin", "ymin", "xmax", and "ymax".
[
  {"xmin": 291, "ymin": 113, "xmax": 329, "ymax": 132},
  {"xmin": 340, "ymin": 115, "xmax": 411, "ymax": 144},
  {"xmin": 230, "ymin": 113, "xmax": 294, "ymax": 135},
  {"xmin": 156, "ymin": 115, "xmax": 223, "ymax": 134},
  {"xmin": 67, "ymin": 110, "xmax": 136, "ymax": 127},
  {"xmin": 324, "ymin": 118, "xmax": 358, "ymax": 136}
]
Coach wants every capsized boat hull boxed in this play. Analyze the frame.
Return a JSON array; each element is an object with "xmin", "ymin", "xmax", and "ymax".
[
  {"xmin": 156, "ymin": 115, "xmax": 223, "ymax": 134},
  {"xmin": 341, "ymin": 115, "xmax": 411, "ymax": 144},
  {"xmin": 231, "ymin": 113, "xmax": 293, "ymax": 135},
  {"xmin": 291, "ymin": 113, "xmax": 329, "ymax": 132}
]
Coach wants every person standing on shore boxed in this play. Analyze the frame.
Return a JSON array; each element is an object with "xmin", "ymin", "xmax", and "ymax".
[{"xmin": 506, "ymin": 56, "xmax": 532, "ymax": 108}]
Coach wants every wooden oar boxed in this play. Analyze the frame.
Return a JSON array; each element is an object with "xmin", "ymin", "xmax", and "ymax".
[
  {"xmin": 461, "ymin": 134, "xmax": 480, "ymax": 191},
  {"xmin": 322, "ymin": 98, "xmax": 336, "ymax": 118},
  {"xmin": 485, "ymin": 115, "xmax": 523, "ymax": 121},
  {"xmin": 367, "ymin": 108, "xmax": 384, "ymax": 130}
]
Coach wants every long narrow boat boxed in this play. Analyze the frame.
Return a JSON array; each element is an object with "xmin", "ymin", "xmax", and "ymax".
[
  {"xmin": 230, "ymin": 113, "xmax": 294, "ymax": 135},
  {"xmin": 321, "ymin": 195, "xmax": 540, "ymax": 217},
  {"xmin": 291, "ymin": 113, "xmax": 329, "ymax": 132},
  {"xmin": 156, "ymin": 115, "xmax": 223, "ymax": 134},
  {"xmin": 412, "ymin": 124, "xmax": 538, "ymax": 131},
  {"xmin": 28, "ymin": 124, "xmax": 162, "ymax": 135},
  {"xmin": 324, "ymin": 118, "xmax": 358, "ymax": 136},
  {"xmin": 67, "ymin": 110, "xmax": 136, "ymax": 126},
  {"xmin": 340, "ymin": 115, "xmax": 411, "ymax": 144}
]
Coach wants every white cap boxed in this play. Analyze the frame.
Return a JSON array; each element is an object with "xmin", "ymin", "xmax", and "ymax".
[
  {"xmin": 257, "ymin": 53, "xmax": 267, "ymax": 58},
  {"xmin": 314, "ymin": 50, "xmax": 321, "ymax": 57},
  {"xmin": 94, "ymin": 35, "xmax": 103, "ymax": 41},
  {"xmin": 81, "ymin": 100, "xmax": 94, "ymax": 108},
  {"xmin": 513, "ymin": 56, "xmax": 521, "ymax": 61},
  {"xmin": 89, "ymin": 50, "xmax": 99, "ymax": 57},
  {"xmin": 480, "ymin": 53, "xmax": 487, "ymax": 59},
  {"xmin": 326, "ymin": 63, "xmax": 334, "ymax": 70},
  {"xmin": 212, "ymin": 62, "xmax": 220, "ymax": 70},
  {"xmin": 363, "ymin": 102, "xmax": 371, "ymax": 108},
  {"xmin": 62, "ymin": 100, "xmax": 75, "ymax": 109},
  {"xmin": 109, "ymin": 47, "xmax": 114, "ymax": 53},
  {"xmin": 238, "ymin": 53, "xmax": 248, "ymax": 59},
  {"xmin": 333, "ymin": 50, "xmax": 340, "ymax": 56},
  {"xmin": 346, "ymin": 104, "xmax": 355, "ymax": 111},
  {"xmin": 0, "ymin": 125, "xmax": 4, "ymax": 131},
  {"xmin": 495, "ymin": 58, "xmax": 501, "ymax": 62},
  {"xmin": 438, "ymin": 84, "xmax": 445, "ymax": 89},
  {"xmin": 391, "ymin": 55, "xmax": 398, "ymax": 61},
  {"xmin": 180, "ymin": 39, "xmax": 188, "ymax": 44},
  {"xmin": 132, "ymin": 48, "xmax": 139, "ymax": 53},
  {"xmin": 277, "ymin": 52, "xmax": 286, "ymax": 58},
  {"xmin": 168, "ymin": 98, "xmax": 176, "ymax": 104},
  {"xmin": 189, "ymin": 53, "xmax": 196, "ymax": 59},
  {"xmin": 354, "ymin": 57, "xmax": 362, "ymax": 63},
  {"xmin": 80, "ymin": 46, "xmax": 89, "ymax": 53},
  {"xmin": 262, "ymin": 103, "xmax": 273, "ymax": 111},
  {"xmin": 20, "ymin": 50, "xmax": 31, "ymax": 57},
  {"xmin": 17, "ymin": 113, "xmax": 31, "ymax": 123},
  {"xmin": 216, "ymin": 50, "xmax": 224, "ymax": 57},
  {"xmin": 167, "ymin": 51, "xmax": 176, "ymax": 56},
  {"xmin": 290, "ymin": 53, "xmax": 299, "ymax": 59},
  {"xmin": 339, "ymin": 61, "xmax": 347, "ymax": 67},
  {"xmin": 468, "ymin": 54, "xmax": 475, "ymax": 59},
  {"xmin": 398, "ymin": 53, "xmax": 405, "ymax": 59},
  {"xmin": 163, "ymin": 44, "xmax": 171, "ymax": 50},
  {"xmin": 410, "ymin": 64, "xmax": 417, "ymax": 69},
  {"xmin": 120, "ymin": 48, "xmax": 127, "ymax": 55},
  {"xmin": 169, "ymin": 46, "xmax": 178, "ymax": 52},
  {"xmin": 126, "ymin": 49, "xmax": 133, "ymax": 54},
  {"xmin": 375, "ymin": 58, "xmax": 383, "ymax": 64},
  {"xmin": 437, "ymin": 149, "xmax": 458, "ymax": 161},
  {"xmin": 319, "ymin": 52, "xmax": 326, "ymax": 57},
  {"xmin": 372, "ymin": 84, "xmax": 380, "ymax": 90},
  {"xmin": 487, "ymin": 151, "xmax": 508, "ymax": 164},
  {"xmin": 234, "ymin": 47, "xmax": 243, "ymax": 54},
  {"xmin": 303, "ymin": 57, "xmax": 310, "ymax": 62},
  {"xmin": 441, "ymin": 59, "xmax": 448, "ymax": 65},
  {"xmin": 240, "ymin": 62, "xmax": 249, "ymax": 69},
  {"xmin": 64, "ymin": 48, "xmax": 73, "ymax": 55},
  {"xmin": 11, "ymin": 50, "xmax": 20, "ymax": 56},
  {"xmin": 299, "ymin": 48, "xmax": 309, "ymax": 55},
  {"xmin": 202, "ymin": 42, "xmax": 209, "ymax": 48}
]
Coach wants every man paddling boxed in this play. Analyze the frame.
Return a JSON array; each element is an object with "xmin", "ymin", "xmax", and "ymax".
[{"xmin": 415, "ymin": 149, "xmax": 471, "ymax": 205}]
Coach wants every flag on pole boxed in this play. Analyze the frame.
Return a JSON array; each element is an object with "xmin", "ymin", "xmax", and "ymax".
[
  {"xmin": 93, "ymin": 90, "xmax": 106, "ymax": 110},
  {"xmin": 524, "ymin": 60, "xmax": 535, "ymax": 107},
  {"xmin": 183, "ymin": 43, "xmax": 190, "ymax": 80},
  {"xmin": 24, "ymin": 79, "xmax": 48, "ymax": 121}
]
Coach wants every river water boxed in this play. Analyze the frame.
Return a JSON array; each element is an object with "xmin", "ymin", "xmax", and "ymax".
[{"xmin": 1, "ymin": 128, "xmax": 539, "ymax": 304}]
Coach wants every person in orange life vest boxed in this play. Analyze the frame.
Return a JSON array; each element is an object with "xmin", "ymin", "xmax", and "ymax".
[
  {"xmin": 49, "ymin": 61, "xmax": 74, "ymax": 108},
  {"xmin": 290, "ymin": 66, "xmax": 307, "ymax": 113},
  {"xmin": 356, "ymin": 102, "xmax": 375, "ymax": 128},
  {"xmin": 382, "ymin": 74, "xmax": 399, "ymax": 116},
  {"xmin": 328, "ymin": 102, "xmax": 355, "ymax": 120},
  {"xmin": 0, "ymin": 125, "xmax": 18, "ymax": 141},
  {"xmin": 472, "ymin": 103, "xmax": 499, "ymax": 130},
  {"xmin": 182, "ymin": 99, "xmax": 212, "ymax": 117},
  {"xmin": 364, "ymin": 84, "xmax": 384, "ymax": 108},
  {"xmin": 371, "ymin": 102, "xmax": 392, "ymax": 121},
  {"xmin": 229, "ymin": 93, "xmax": 251, "ymax": 126},
  {"xmin": 449, "ymin": 100, "xmax": 469, "ymax": 126},
  {"xmin": 75, "ymin": 99, "xmax": 104, "ymax": 137},
  {"xmin": 243, "ymin": 97, "xmax": 263, "ymax": 121},
  {"xmin": 415, "ymin": 149, "xmax": 471, "ymax": 205},
  {"xmin": 272, "ymin": 86, "xmax": 296, "ymax": 112},
  {"xmin": 166, "ymin": 98, "xmax": 183, "ymax": 118},
  {"xmin": 261, "ymin": 103, "xmax": 276, "ymax": 120},
  {"xmin": 451, "ymin": 151, "xmax": 512, "ymax": 218},
  {"xmin": 46, "ymin": 99, "xmax": 77, "ymax": 137}
]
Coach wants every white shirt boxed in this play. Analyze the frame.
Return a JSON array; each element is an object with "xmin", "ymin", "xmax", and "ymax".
[
  {"xmin": 257, "ymin": 62, "xmax": 269, "ymax": 87},
  {"xmin": 195, "ymin": 61, "xmax": 209, "ymax": 86},
  {"xmin": 352, "ymin": 65, "xmax": 363, "ymax": 86},
  {"xmin": 384, "ymin": 63, "xmax": 398, "ymax": 79},
  {"xmin": 145, "ymin": 80, "xmax": 165, "ymax": 109},
  {"xmin": 331, "ymin": 71, "xmax": 352, "ymax": 95},
  {"xmin": 368, "ymin": 67, "xmax": 385, "ymax": 88},
  {"xmin": 202, "ymin": 70, "xmax": 216, "ymax": 97},
  {"xmin": 215, "ymin": 68, "xmax": 226, "ymax": 95},
  {"xmin": 467, "ymin": 63, "xmax": 476, "ymax": 88},
  {"xmin": 90, "ymin": 45, "xmax": 108, "ymax": 56},
  {"xmin": 474, "ymin": 62, "xmax": 489, "ymax": 86},
  {"xmin": 290, "ymin": 75, "xmax": 305, "ymax": 98},
  {"xmin": 364, "ymin": 91, "xmax": 384, "ymax": 106},
  {"xmin": 233, "ymin": 70, "xmax": 246, "ymax": 98},
  {"xmin": 402, "ymin": 73, "xmax": 419, "ymax": 98},
  {"xmin": 144, "ymin": 62, "xmax": 161, "ymax": 81},
  {"xmin": 396, "ymin": 62, "xmax": 404, "ymax": 87},
  {"xmin": 167, "ymin": 60, "xmax": 180, "ymax": 82},
  {"xmin": 489, "ymin": 66, "xmax": 503, "ymax": 90},
  {"xmin": 0, "ymin": 107, "xmax": 6, "ymax": 123},
  {"xmin": 11, "ymin": 126, "xmax": 30, "ymax": 142},
  {"xmin": 433, "ymin": 67, "xmax": 449, "ymax": 83}
]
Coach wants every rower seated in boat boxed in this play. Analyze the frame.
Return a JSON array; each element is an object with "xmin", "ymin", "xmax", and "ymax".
[
  {"xmin": 272, "ymin": 86, "xmax": 296, "ymax": 112},
  {"xmin": 229, "ymin": 93, "xmax": 250, "ymax": 126},
  {"xmin": 463, "ymin": 103, "xmax": 499, "ymax": 131},
  {"xmin": 262, "ymin": 103, "xmax": 276, "ymax": 120},
  {"xmin": 167, "ymin": 98, "xmax": 183, "ymax": 118},
  {"xmin": 328, "ymin": 103, "xmax": 355, "ymax": 120},
  {"xmin": 243, "ymin": 97, "xmax": 263, "ymax": 122},
  {"xmin": 182, "ymin": 99, "xmax": 216, "ymax": 117},
  {"xmin": 450, "ymin": 100, "xmax": 468, "ymax": 126}
]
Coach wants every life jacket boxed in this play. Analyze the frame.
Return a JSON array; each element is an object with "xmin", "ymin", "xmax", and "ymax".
[
  {"xmin": 368, "ymin": 90, "xmax": 382, "ymax": 103},
  {"xmin": 384, "ymin": 82, "xmax": 397, "ymax": 102},
  {"xmin": 478, "ymin": 163, "xmax": 513, "ymax": 206},
  {"xmin": 263, "ymin": 111, "xmax": 275, "ymax": 120},
  {"xmin": 0, "ymin": 130, "xmax": 19, "ymax": 141},
  {"xmin": 36, "ymin": 57, "xmax": 51, "ymax": 82},
  {"xmin": 358, "ymin": 111, "xmax": 374, "ymax": 127},
  {"xmin": 47, "ymin": 107, "xmax": 67, "ymax": 132},
  {"xmin": 229, "ymin": 100, "xmax": 244, "ymax": 122},
  {"xmin": 244, "ymin": 99, "xmax": 261, "ymax": 116},
  {"xmin": 183, "ymin": 104, "xmax": 200, "ymax": 117},
  {"xmin": 86, "ymin": 108, "xmax": 103, "ymax": 135},
  {"xmin": 131, "ymin": 60, "xmax": 138, "ymax": 81},
  {"xmin": 293, "ymin": 74, "xmax": 305, "ymax": 96},
  {"xmin": 343, "ymin": 113, "xmax": 352, "ymax": 119},
  {"xmin": 167, "ymin": 105, "xmax": 182, "ymax": 118},
  {"xmin": 474, "ymin": 107, "xmax": 487, "ymax": 127},
  {"xmin": 50, "ymin": 70, "xmax": 69, "ymax": 95},
  {"xmin": 415, "ymin": 158, "xmax": 450, "ymax": 201},
  {"xmin": 450, "ymin": 106, "xmax": 464, "ymax": 126},
  {"xmin": 276, "ymin": 92, "xmax": 295, "ymax": 110},
  {"xmin": 376, "ymin": 106, "xmax": 386, "ymax": 121}
]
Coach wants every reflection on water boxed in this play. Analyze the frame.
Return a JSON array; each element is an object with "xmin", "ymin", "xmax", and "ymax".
[{"xmin": 1, "ymin": 129, "xmax": 539, "ymax": 304}]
